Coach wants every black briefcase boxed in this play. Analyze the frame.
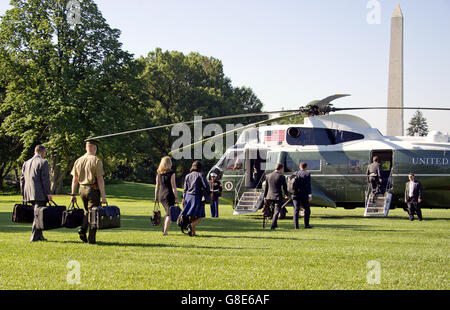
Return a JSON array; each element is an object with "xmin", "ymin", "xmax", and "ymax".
[
  {"xmin": 35, "ymin": 201, "xmax": 66, "ymax": 231},
  {"xmin": 12, "ymin": 202, "xmax": 34, "ymax": 223},
  {"xmin": 62, "ymin": 201, "xmax": 85, "ymax": 229},
  {"xmin": 89, "ymin": 205, "xmax": 121, "ymax": 230}
]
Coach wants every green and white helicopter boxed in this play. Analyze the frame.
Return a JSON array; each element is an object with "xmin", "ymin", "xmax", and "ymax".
[{"xmin": 92, "ymin": 95, "xmax": 450, "ymax": 217}]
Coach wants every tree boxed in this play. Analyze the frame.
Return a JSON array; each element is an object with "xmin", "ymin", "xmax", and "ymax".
[
  {"xmin": 276, "ymin": 112, "xmax": 306, "ymax": 125},
  {"xmin": 407, "ymin": 110, "xmax": 429, "ymax": 137},
  {"xmin": 0, "ymin": 0, "xmax": 147, "ymax": 192},
  {"xmin": 0, "ymin": 76, "xmax": 22, "ymax": 189},
  {"xmin": 138, "ymin": 49, "xmax": 265, "ymax": 180}
]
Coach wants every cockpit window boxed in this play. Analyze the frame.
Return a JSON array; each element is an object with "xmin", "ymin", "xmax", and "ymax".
[
  {"xmin": 286, "ymin": 128, "xmax": 364, "ymax": 146},
  {"xmin": 217, "ymin": 150, "xmax": 244, "ymax": 171}
]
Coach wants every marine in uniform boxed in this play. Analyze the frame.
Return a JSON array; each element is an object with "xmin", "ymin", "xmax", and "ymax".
[
  {"xmin": 366, "ymin": 156, "xmax": 382, "ymax": 202},
  {"xmin": 209, "ymin": 172, "xmax": 222, "ymax": 218},
  {"xmin": 70, "ymin": 139, "xmax": 107, "ymax": 244}
]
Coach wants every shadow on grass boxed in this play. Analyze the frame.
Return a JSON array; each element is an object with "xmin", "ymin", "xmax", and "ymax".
[
  {"xmin": 1, "ymin": 212, "xmax": 296, "ymax": 236},
  {"xmin": 316, "ymin": 214, "xmax": 450, "ymax": 221},
  {"xmin": 1, "ymin": 211, "xmax": 446, "ymax": 235},
  {"xmin": 106, "ymin": 182, "xmax": 183, "ymax": 202},
  {"xmin": 54, "ymin": 240, "xmax": 268, "ymax": 251}
]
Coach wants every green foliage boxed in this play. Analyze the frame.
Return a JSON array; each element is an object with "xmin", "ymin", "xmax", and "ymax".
[
  {"xmin": 126, "ymin": 49, "xmax": 265, "ymax": 182},
  {"xmin": 0, "ymin": 0, "xmax": 147, "ymax": 192},
  {"xmin": 0, "ymin": 2, "xmax": 265, "ymax": 190},
  {"xmin": 276, "ymin": 112, "xmax": 306, "ymax": 125},
  {"xmin": 407, "ymin": 110, "xmax": 429, "ymax": 137}
]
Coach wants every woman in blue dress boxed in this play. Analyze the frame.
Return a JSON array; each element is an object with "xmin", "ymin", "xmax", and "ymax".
[{"xmin": 182, "ymin": 160, "xmax": 210, "ymax": 236}]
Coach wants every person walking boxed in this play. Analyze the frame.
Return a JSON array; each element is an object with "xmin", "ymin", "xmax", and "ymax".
[
  {"xmin": 20, "ymin": 145, "xmax": 53, "ymax": 242},
  {"xmin": 181, "ymin": 161, "xmax": 210, "ymax": 236},
  {"xmin": 404, "ymin": 172, "xmax": 423, "ymax": 221},
  {"xmin": 366, "ymin": 156, "xmax": 382, "ymax": 202},
  {"xmin": 263, "ymin": 163, "xmax": 288, "ymax": 230},
  {"xmin": 292, "ymin": 162, "xmax": 313, "ymax": 229},
  {"xmin": 155, "ymin": 156, "xmax": 178, "ymax": 235},
  {"xmin": 70, "ymin": 139, "xmax": 107, "ymax": 244}
]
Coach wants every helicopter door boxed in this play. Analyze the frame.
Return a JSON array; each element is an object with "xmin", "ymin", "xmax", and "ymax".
[
  {"xmin": 370, "ymin": 150, "xmax": 393, "ymax": 193},
  {"xmin": 244, "ymin": 149, "xmax": 266, "ymax": 189}
]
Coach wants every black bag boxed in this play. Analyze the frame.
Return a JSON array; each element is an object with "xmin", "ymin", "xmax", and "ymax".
[
  {"xmin": 261, "ymin": 200, "xmax": 273, "ymax": 218},
  {"xmin": 62, "ymin": 201, "xmax": 85, "ymax": 229},
  {"xmin": 35, "ymin": 201, "xmax": 67, "ymax": 231},
  {"xmin": 169, "ymin": 205, "xmax": 182, "ymax": 223},
  {"xmin": 12, "ymin": 201, "xmax": 34, "ymax": 223},
  {"xmin": 278, "ymin": 206, "xmax": 288, "ymax": 219},
  {"xmin": 151, "ymin": 202, "xmax": 161, "ymax": 226},
  {"xmin": 287, "ymin": 173, "xmax": 300, "ymax": 195},
  {"xmin": 176, "ymin": 213, "xmax": 190, "ymax": 234},
  {"xmin": 89, "ymin": 204, "xmax": 121, "ymax": 230}
]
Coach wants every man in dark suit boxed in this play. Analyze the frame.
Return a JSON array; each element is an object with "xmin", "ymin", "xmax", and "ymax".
[
  {"xmin": 264, "ymin": 163, "xmax": 288, "ymax": 230},
  {"xmin": 292, "ymin": 162, "xmax": 313, "ymax": 229},
  {"xmin": 404, "ymin": 172, "xmax": 423, "ymax": 221},
  {"xmin": 20, "ymin": 145, "xmax": 52, "ymax": 242},
  {"xmin": 366, "ymin": 156, "xmax": 383, "ymax": 202}
]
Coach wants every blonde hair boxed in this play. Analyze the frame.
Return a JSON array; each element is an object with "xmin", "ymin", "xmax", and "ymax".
[{"xmin": 157, "ymin": 156, "xmax": 172, "ymax": 175}]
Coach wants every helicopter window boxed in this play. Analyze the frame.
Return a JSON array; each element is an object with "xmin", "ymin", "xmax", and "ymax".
[
  {"xmin": 222, "ymin": 151, "xmax": 244, "ymax": 170},
  {"xmin": 301, "ymin": 160, "xmax": 321, "ymax": 171},
  {"xmin": 286, "ymin": 128, "xmax": 364, "ymax": 146},
  {"xmin": 349, "ymin": 160, "xmax": 361, "ymax": 173},
  {"xmin": 285, "ymin": 158, "xmax": 321, "ymax": 171},
  {"xmin": 381, "ymin": 161, "xmax": 391, "ymax": 171}
]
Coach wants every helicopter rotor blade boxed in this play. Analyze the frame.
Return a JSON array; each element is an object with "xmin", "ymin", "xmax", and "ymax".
[
  {"xmin": 332, "ymin": 106, "xmax": 450, "ymax": 112},
  {"xmin": 169, "ymin": 112, "xmax": 302, "ymax": 155},
  {"xmin": 87, "ymin": 94, "xmax": 351, "ymax": 140},
  {"xmin": 317, "ymin": 94, "xmax": 351, "ymax": 105},
  {"xmin": 88, "ymin": 110, "xmax": 299, "ymax": 140}
]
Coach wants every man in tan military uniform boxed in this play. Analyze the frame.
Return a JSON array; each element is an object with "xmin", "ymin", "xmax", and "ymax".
[{"xmin": 70, "ymin": 139, "xmax": 107, "ymax": 244}]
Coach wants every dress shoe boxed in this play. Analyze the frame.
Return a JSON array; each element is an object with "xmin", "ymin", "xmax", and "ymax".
[
  {"xmin": 305, "ymin": 225, "xmax": 313, "ymax": 229},
  {"xmin": 79, "ymin": 233, "xmax": 88, "ymax": 243}
]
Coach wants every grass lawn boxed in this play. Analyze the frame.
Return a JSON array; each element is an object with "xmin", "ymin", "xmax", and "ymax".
[{"xmin": 0, "ymin": 182, "xmax": 448, "ymax": 290}]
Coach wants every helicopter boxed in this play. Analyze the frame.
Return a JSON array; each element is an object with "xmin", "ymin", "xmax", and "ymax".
[{"xmin": 90, "ymin": 94, "xmax": 450, "ymax": 217}]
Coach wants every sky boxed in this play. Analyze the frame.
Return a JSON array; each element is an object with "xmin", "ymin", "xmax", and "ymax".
[{"xmin": 1, "ymin": 0, "xmax": 449, "ymax": 135}]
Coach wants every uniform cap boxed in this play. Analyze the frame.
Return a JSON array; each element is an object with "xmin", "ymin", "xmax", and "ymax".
[{"xmin": 85, "ymin": 138, "xmax": 100, "ymax": 146}]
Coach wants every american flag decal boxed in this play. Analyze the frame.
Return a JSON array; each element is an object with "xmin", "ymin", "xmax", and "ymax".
[{"xmin": 264, "ymin": 130, "xmax": 286, "ymax": 143}]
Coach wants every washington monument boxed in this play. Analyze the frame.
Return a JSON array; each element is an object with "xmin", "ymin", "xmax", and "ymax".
[{"xmin": 386, "ymin": 3, "xmax": 404, "ymax": 136}]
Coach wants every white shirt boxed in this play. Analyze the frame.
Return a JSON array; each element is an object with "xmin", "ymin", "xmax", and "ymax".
[{"xmin": 409, "ymin": 181, "xmax": 414, "ymax": 197}]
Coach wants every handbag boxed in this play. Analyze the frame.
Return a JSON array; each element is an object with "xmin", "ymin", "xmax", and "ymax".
[
  {"xmin": 151, "ymin": 202, "xmax": 161, "ymax": 226},
  {"xmin": 35, "ymin": 200, "xmax": 66, "ymax": 231},
  {"xmin": 62, "ymin": 201, "xmax": 85, "ymax": 228},
  {"xmin": 12, "ymin": 201, "xmax": 35, "ymax": 223},
  {"xmin": 176, "ymin": 213, "xmax": 190, "ymax": 234},
  {"xmin": 169, "ymin": 204, "xmax": 182, "ymax": 223},
  {"xmin": 89, "ymin": 203, "xmax": 121, "ymax": 230}
]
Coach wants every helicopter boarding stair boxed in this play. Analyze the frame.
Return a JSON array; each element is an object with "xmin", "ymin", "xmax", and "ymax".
[
  {"xmin": 364, "ymin": 172, "xmax": 393, "ymax": 217},
  {"xmin": 233, "ymin": 174, "xmax": 266, "ymax": 215}
]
